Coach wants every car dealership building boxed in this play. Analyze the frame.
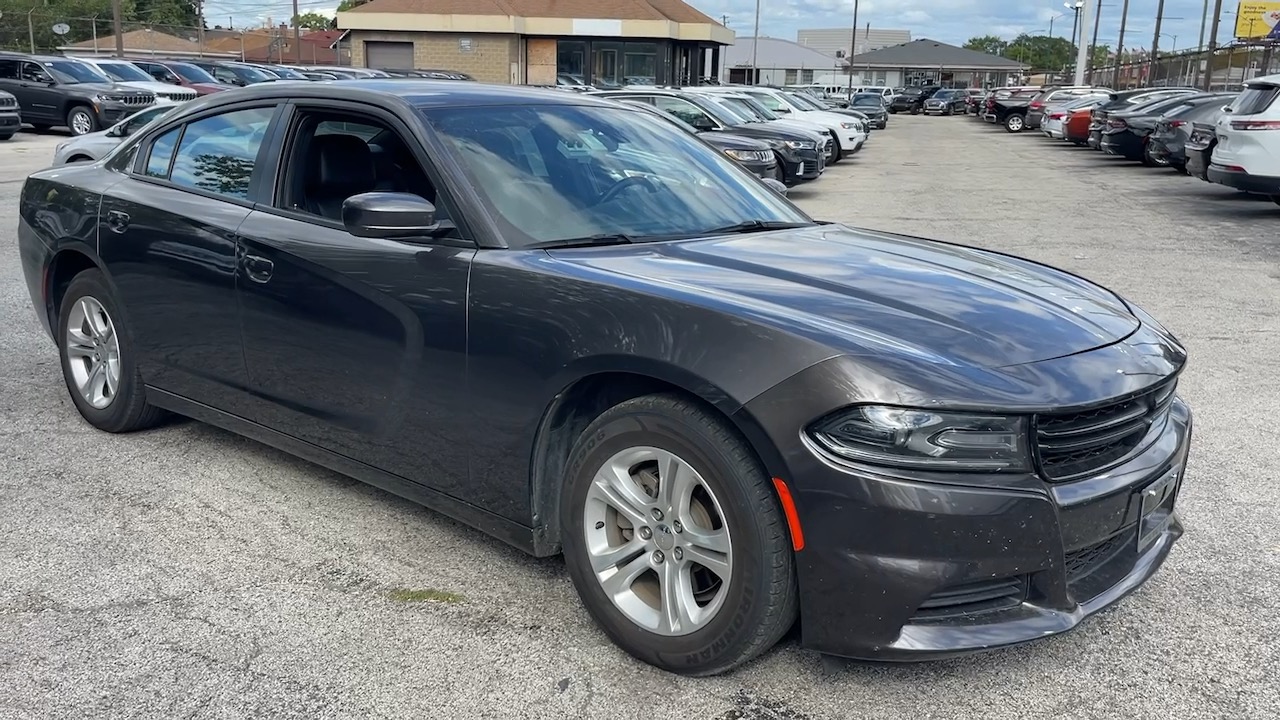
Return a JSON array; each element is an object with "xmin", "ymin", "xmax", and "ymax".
[{"xmin": 335, "ymin": 0, "xmax": 734, "ymax": 86}]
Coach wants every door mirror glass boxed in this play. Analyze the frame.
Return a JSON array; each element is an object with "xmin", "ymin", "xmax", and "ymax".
[{"xmin": 342, "ymin": 192, "xmax": 442, "ymax": 239}]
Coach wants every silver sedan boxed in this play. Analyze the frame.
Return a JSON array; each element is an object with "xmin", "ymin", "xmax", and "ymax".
[{"xmin": 52, "ymin": 105, "xmax": 175, "ymax": 165}]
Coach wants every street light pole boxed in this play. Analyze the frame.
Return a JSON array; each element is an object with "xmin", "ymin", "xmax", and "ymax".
[
  {"xmin": 1150, "ymin": 0, "xmax": 1167, "ymax": 84},
  {"xmin": 749, "ymin": 0, "xmax": 761, "ymax": 84},
  {"xmin": 846, "ymin": 0, "xmax": 860, "ymax": 99},
  {"xmin": 1087, "ymin": 0, "xmax": 1103, "ymax": 81},
  {"xmin": 1192, "ymin": 0, "xmax": 1209, "ymax": 85},
  {"xmin": 1074, "ymin": 0, "xmax": 1093, "ymax": 85}
]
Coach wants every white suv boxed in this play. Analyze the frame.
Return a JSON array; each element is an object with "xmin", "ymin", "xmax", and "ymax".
[
  {"xmin": 1209, "ymin": 74, "xmax": 1280, "ymax": 201},
  {"xmin": 70, "ymin": 57, "xmax": 198, "ymax": 105},
  {"xmin": 696, "ymin": 86, "xmax": 868, "ymax": 160}
]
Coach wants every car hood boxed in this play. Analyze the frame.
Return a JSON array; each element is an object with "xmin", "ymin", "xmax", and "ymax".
[
  {"xmin": 701, "ymin": 131, "xmax": 772, "ymax": 151},
  {"xmin": 548, "ymin": 225, "xmax": 1140, "ymax": 369},
  {"xmin": 191, "ymin": 82, "xmax": 230, "ymax": 94},
  {"xmin": 726, "ymin": 122, "xmax": 822, "ymax": 144}
]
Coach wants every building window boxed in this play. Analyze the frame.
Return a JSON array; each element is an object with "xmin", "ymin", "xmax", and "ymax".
[
  {"xmin": 874, "ymin": 71, "xmax": 887, "ymax": 84},
  {"xmin": 594, "ymin": 41, "xmax": 622, "ymax": 88},
  {"xmin": 800, "ymin": 69, "xmax": 814, "ymax": 83},
  {"xmin": 557, "ymin": 40, "xmax": 587, "ymax": 85},
  {"xmin": 623, "ymin": 42, "xmax": 657, "ymax": 85},
  {"xmin": 784, "ymin": 69, "xmax": 798, "ymax": 84}
]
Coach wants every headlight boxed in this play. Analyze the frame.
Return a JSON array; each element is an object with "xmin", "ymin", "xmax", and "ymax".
[
  {"xmin": 840, "ymin": 121, "xmax": 860, "ymax": 130},
  {"xmin": 784, "ymin": 140, "xmax": 816, "ymax": 149},
  {"xmin": 724, "ymin": 148, "xmax": 771, "ymax": 162},
  {"xmin": 93, "ymin": 94, "xmax": 110, "ymax": 103},
  {"xmin": 807, "ymin": 405, "xmax": 1030, "ymax": 472}
]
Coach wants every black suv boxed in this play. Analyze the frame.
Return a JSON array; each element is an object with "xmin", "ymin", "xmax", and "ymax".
[
  {"xmin": 0, "ymin": 53, "xmax": 155, "ymax": 135},
  {"xmin": 889, "ymin": 85, "xmax": 940, "ymax": 114},
  {"xmin": 0, "ymin": 88, "xmax": 19, "ymax": 140}
]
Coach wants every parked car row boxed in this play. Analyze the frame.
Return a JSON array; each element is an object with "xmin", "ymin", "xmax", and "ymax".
[
  {"xmin": 0, "ymin": 49, "xmax": 471, "ymax": 137},
  {"xmin": 980, "ymin": 77, "xmax": 1280, "ymax": 204},
  {"xmin": 581, "ymin": 84, "xmax": 885, "ymax": 189}
]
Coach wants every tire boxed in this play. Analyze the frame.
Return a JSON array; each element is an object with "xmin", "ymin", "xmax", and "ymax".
[
  {"xmin": 57, "ymin": 269, "xmax": 165, "ymax": 433},
  {"xmin": 560, "ymin": 393, "xmax": 798, "ymax": 677},
  {"xmin": 0, "ymin": 132, "xmax": 13, "ymax": 141},
  {"xmin": 910, "ymin": 106, "xmax": 920, "ymax": 115},
  {"xmin": 1143, "ymin": 145, "xmax": 1169, "ymax": 168},
  {"xmin": 31, "ymin": 124, "xmax": 51, "ymax": 132},
  {"xmin": 888, "ymin": 107, "xmax": 898, "ymax": 114},
  {"xmin": 1172, "ymin": 162, "xmax": 1189, "ymax": 175},
  {"xmin": 1005, "ymin": 114, "xmax": 1025, "ymax": 133},
  {"xmin": 66, "ymin": 105, "xmax": 98, "ymax": 136},
  {"xmin": 1271, "ymin": 195, "xmax": 1280, "ymax": 207},
  {"xmin": 830, "ymin": 136, "xmax": 843, "ymax": 162}
]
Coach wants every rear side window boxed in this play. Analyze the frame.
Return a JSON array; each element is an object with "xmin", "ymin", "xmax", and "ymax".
[
  {"xmin": 168, "ymin": 106, "xmax": 275, "ymax": 200},
  {"xmin": 0, "ymin": 59, "xmax": 16, "ymax": 80},
  {"xmin": 145, "ymin": 128, "xmax": 180, "ymax": 177},
  {"xmin": 1233, "ymin": 86, "xmax": 1280, "ymax": 115}
]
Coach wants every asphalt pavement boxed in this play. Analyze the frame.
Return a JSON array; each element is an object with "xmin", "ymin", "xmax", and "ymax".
[{"xmin": 1, "ymin": 116, "xmax": 1277, "ymax": 719}]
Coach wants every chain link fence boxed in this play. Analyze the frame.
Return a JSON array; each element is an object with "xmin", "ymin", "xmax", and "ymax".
[{"xmin": 1083, "ymin": 42, "xmax": 1279, "ymax": 91}]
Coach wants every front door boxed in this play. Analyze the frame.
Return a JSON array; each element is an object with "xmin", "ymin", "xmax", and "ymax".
[
  {"xmin": 97, "ymin": 102, "xmax": 283, "ymax": 413},
  {"xmin": 234, "ymin": 104, "xmax": 477, "ymax": 502}
]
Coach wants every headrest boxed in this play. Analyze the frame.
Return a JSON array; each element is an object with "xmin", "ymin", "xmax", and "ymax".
[{"xmin": 310, "ymin": 134, "xmax": 375, "ymax": 189}]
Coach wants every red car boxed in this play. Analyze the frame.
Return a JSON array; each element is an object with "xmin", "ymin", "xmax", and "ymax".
[
  {"xmin": 1064, "ymin": 107, "xmax": 1093, "ymax": 145},
  {"xmin": 127, "ymin": 58, "xmax": 229, "ymax": 96}
]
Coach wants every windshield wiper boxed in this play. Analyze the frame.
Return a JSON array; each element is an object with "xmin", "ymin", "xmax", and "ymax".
[
  {"xmin": 703, "ymin": 220, "xmax": 813, "ymax": 235},
  {"xmin": 527, "ymin": 233, "xmax": 638, "ymax": 249}
]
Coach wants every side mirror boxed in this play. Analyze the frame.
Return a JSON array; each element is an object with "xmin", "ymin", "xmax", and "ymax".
[
  {"xmin": 691, "ymin": 115, "xmax": 717, "ymax": 131},
  {"xmin": 761, "ymin": 177, "xmax": 788, "ymax": 196},
  {"xmin": 1222, "ymin": 105, "xmax": 1233, "ymax": 113},
  {"xmin": 775, "ymin": 106, "xmax": 791, "ymax": 113},
  {"xmin": 342, "ymin": 192, "xmax": 443, "ymax": 239}
]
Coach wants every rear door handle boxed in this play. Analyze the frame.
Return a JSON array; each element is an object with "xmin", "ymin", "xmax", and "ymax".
[
  {"xmin": 105, "ymin": 210, "xmax": 129, "ymax": 233},
  {"xmin": 244, "ymin": 254, "xmax": 274, "ymax": 283}
]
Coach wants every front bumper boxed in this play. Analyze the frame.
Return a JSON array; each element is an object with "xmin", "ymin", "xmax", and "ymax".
[
  {"xmin": 98, "ymin": 102, "xmax": 151, "ymax": 125},
  {"xmin": 1185, "ymin": 146, "xmax": 1212, "ymax": 180},
  {"xmin": 1207, "ymin": 164, "xmax": 1280, "ymax": 194},
  {"xmin": 1100, "ymin": 131, "xmax": 1146, "ymax": 160},
  {"xmin": 780, "ymin": 148, "xmax": 824, "ymax": 185},
  {"xmin": 1087, "ymin": 128, "xmax": 1103, "ymax": 149},
  {"xmin": 0, "ymin": 111, "xmax": 20, "ymax": 134},
  {"xmin": 738, "ymin": 338, "xmax": 1191, "ymax": 661}
]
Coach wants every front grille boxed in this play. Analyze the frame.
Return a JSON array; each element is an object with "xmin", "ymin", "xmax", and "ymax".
[
  {"xmin": 1034, "ymin": 379, "xmax": 1177, "ymax": 481},
  {"xmin": 159, "ymin": 91, "xmax": 197, "ymax": 102},
  {"xmin": 911, "ymin": 576, "xmax": 1028, "ymax": 621},
  {"xmin": 108, "ymin": 94, "xmax": 153, "ymax": 106},
  {"xmin": 1064, "ymin": 532, "xmax": 1130, "ymax": 583}
]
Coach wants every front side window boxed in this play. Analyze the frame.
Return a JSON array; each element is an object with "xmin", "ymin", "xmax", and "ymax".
[
  {"xmin": 421, "ymin": 103, "xmax": 810, "ymax": 247},
  {"xmin": 168, "ymin": 106, "xmax": 275, "ymax": 200},
  {"xmin": 20, "ymin": 62, "xmax": 52, "ymax": 83}
]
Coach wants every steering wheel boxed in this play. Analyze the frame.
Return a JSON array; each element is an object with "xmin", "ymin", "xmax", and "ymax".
[{"xmin": 594, "ymin": 175, "xmax": 659, "ymax": 206}]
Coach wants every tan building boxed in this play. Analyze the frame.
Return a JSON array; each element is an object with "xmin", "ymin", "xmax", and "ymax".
[{"xmin": 335, "ymin": 0, "xmax": 734, "ymax": 86}]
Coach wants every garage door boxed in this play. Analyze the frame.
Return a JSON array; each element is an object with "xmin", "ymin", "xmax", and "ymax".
[{"xmin": 365, "ymin": 41, "xmax": 413, "ymax": 70}]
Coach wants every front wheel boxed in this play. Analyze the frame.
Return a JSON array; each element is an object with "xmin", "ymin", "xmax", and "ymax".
[
  {"xmin": 560, "ymin": 394, "xmax": 798, "ymax": 676},
  {"xmin": 1005, "ymin": 114, "xmax": 1025, "ymax": 133},
  {"xmin": 57, "ymin": 269, "xmax": 166, "ymax": 432},
  {"xmin": 66, "ymin": 105, "xmax": 98, "ymax": 136}
]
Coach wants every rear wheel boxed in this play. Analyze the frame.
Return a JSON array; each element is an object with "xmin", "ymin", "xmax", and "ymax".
[
  {"xmin": 560, "ymin": 393, "xmax": 798, "ymax": 676},
  {"xmin": 1005, "ymin": 114, "xmax": 1025, "ymax": 133},
  {"xmin": 1142, "ymin": 145, "xmax": 1169, "ymax": 167},
  {"xmin": 57, "ymin": 270, "xmax": 165, "ymax": 433}
]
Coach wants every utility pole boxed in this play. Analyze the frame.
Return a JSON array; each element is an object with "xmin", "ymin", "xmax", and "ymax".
[
  {"xmin": 112, "ymin": 0, "xmax": 124, "ymax": 56},
  {"xmin": 1074, "ymin": 0, "xmax": 1093, "ymax": 85},
  {"xmin": 292, "ymin": 0, "xmax": 301, "ymax": 63},
  {"xmin": 845, "ymin": 0, "xmax": 860, "ymax": 99},
  {"xmin": 27, "ymin": 9, "xmax": 35, "ymax": 54},
  {"xmin": 721, "ymin": 14, "xmax": 728, "ymax": 26},
  {"xmin": 1114, "ymin": 0, "xmax": 1131, "ymax": 88},
  {"xmin": 749, "ymin": 0, "xmax": 760, "ymax": 84},
  {"xmin": 1087, "ymin": 0, "xmax": 1103, "ymax": 81},
  {"xmin": 1149, "ymin": 0, "xmax": 1167, "ymax": 85},
  {"xmin": 1192, "ymin": 0, "xmax": 1209, "ymax": 85},
  {"xmin": 197, "ymin": 0, "xmax": 205, "ymax": 57}
]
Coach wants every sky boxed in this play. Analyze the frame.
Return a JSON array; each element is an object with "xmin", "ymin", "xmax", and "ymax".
[{"xmin": 207, "ymin": 0, "xmax": 1256, "ymax": 54}]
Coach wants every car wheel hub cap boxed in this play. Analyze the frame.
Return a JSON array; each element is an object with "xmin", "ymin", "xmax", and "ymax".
[
  {"xmin": 72, "ymin": 113, "xmax": 91, "ymax": 134},
  {"xmin": 65, "ymin": 296, "xmax": 121, "ymax": 409},
  {"xmin": 583, "ymin": 446, "xmax": 733, "ymax": 637}
]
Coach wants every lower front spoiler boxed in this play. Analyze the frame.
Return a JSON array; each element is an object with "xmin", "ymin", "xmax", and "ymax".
[{"xmin": 843, "ymin": 518, "xmax": 1183, "ymax": 661}]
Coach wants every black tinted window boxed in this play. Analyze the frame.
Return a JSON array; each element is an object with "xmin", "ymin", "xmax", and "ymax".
[
  {"xmin": 0, "ymin": 59, "xmax": 16, "ymax": 80},
  {"xmin": 145, "ymin": 128, "xmax": 180, "ymax": 177},
  {"xmin": 168, "ymin": 106, "xmax": 275, "ymax": 200},
  {"xmin": 1234, "ymin": 86, "xmax": 1280, "ymax": 115}
]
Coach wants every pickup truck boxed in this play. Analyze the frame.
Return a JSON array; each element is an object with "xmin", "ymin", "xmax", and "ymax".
[{"xmin": 982, "ymin": 87, "xmax": 1040, "ymax": 132}]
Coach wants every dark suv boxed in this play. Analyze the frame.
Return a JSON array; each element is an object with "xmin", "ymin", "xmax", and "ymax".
[
  {"xmin": 0, "ymin": 88, "xmax": 19, "ymax": 140},
  {"xmin": 889, "ymin": 85, "xmax": 941, "ymax": 114},
  {"xmin": 0, "ymin": 53, "xmax": 155, "ymax": 135}
]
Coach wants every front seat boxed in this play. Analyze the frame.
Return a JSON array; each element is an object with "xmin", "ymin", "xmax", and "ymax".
[{"xmin": 304, "ymin": 134, "xmax": 378, "ymax": 220}]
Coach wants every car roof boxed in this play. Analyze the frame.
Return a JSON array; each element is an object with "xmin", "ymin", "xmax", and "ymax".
[{"xmin": 196, "ymin": 79, "xmax": 625, "ymax": 109}]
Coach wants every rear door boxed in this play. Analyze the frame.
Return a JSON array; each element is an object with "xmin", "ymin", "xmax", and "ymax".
[{"xmin": 98, "ymin": 100, "xmax": 285, "ymax": 413}]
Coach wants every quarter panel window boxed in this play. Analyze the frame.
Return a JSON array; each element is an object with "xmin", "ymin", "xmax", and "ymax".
[
  {"xmin": 0, "ymin": 59, "xmax": 16, "ymax": 79},
  {"xmin": 168, "ymin": 106, "xmax": 275, "ymax": 200},
  {"xmin": 145, "ymin": 128, "xmax": 180, "ymax": 178}
]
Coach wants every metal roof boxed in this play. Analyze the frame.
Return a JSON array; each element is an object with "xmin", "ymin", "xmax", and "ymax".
[{"xmin": 846, "ymin": 38, "xmax": 1027, "ymax": 70}]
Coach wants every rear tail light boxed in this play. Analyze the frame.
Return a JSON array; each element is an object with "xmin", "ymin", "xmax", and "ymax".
[
  {"xmin": 1229, "ymin": 120, "xmax": 1280, "ymax": 130},
  {"xmin": 1030, "ymin": 101, "xmax": 1044, "ymax": 110},
  {"xmin": 1168, "ymin": 120, "xmax": 1186, "ymax": 128},
  {"xmin": 1049, "ymin": 112, "xmax": 1066, "ymax": 120},
  {"xmin": 1108, "ymin": 118, "xmax": 1128, "ymax": 128}
]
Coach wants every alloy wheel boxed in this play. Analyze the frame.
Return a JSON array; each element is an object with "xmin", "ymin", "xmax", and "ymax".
[
  {"xmin": 64, "ymin": 296, "xmax": 121, "ymax": 409},
  {"xmin": 583, "ymin": 446, "xmax": 732, "ymax": 637},
  {"xmin": 70, "ymin": 110, "xmax": 94, "ymax": 136}
]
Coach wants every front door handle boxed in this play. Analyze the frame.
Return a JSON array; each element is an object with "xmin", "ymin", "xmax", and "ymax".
[
  {"xmin": 244, "ymin": 254, "xmax": 274, "ymax": 283},
  {"xmin": 105, "ymin": 210, "xmax": 130, "ymax": 233}
]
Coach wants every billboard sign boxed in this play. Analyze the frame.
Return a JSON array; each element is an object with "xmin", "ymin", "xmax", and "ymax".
[{"xmin": 1234, "ymin": 1, "xmax": 1280, "ymax": 39}]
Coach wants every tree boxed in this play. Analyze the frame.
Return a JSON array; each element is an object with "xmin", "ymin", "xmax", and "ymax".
[
  {"xmin": 1090, "ymin": 44, "xmax": 1112, "ymax": 68},
  {"xmin": 1006, "ymin": 34, "xmax": 1077, "ymax": 70},
  {"xmin": 292, "ymin": 11, "xmax": 331, "ymax": 29},
  {"xmin": 335, "ymin": 0, "xmax": 369, "ymax": 11},
  {"xmin": 964, "ymin": 35, "xmax": 1009, "ymax": 57}
]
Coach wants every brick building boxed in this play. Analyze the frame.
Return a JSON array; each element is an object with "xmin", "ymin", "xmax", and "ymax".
[{"xmin": 334, "ymin": 0, "xmax": 733, "ymax": 86}]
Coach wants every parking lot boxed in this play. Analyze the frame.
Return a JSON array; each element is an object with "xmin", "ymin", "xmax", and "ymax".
[{"xmin": 2, "ymin": 114, "xmax": 1278, "ymax": 719}]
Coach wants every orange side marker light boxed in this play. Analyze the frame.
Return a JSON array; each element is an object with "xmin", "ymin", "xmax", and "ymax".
[{"xmin": 771, "ymin": 477, "xmax": 805, "ymax": 552}]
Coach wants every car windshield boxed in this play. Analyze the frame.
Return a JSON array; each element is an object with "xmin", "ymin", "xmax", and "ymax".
[
  {"xmin": 269, "ymin": 66, "xmax": 306, "ymax": 79},
  {"xmin": 744, "ymin": 91, "xmax": 788, "ymax": 113},
  {"xmin": 168, "ymin": 62, "xmax": 217, "ymax": 83},
  {"xmin": 46, "ymin": 60, "xmax": 112, "ymax": 84},
  {"xmin": 902, "ymin": 88, "xmax": 924, "ymax": 96},
  {"xmin": 421, "ymin": 103, "xmax": 811, "ymax": 247},
  {"xmin": 735, "ymin": 96, "xmax": 782, "ymax": 121},
  {"xmin": 714, "ymin": 96, "xmax": 766, "ymax": 122},
  {"xmin": 703, "ymin": 96, "xmax": 755, "ymax": 123},
  {"xmin": 94, "ymin": 61, "xmax": 153, "ymax": 83},
  {"xmin": 786, "ymin": 92, "xmax": 824, "ymax": 110},
  {"xmin": 232, "ymin": 65, "xmax": 272, "ymax": 82},
  {"xmin": 852, "ymin": 94, "xmax": 883, "ymax": 107}
]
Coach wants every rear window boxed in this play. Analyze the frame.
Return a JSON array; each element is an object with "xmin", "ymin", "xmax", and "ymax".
[{"xmin": 1232, "ymin": 85, "xmax": 1280, "ymax": 115}]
